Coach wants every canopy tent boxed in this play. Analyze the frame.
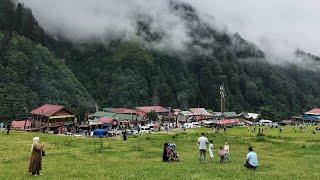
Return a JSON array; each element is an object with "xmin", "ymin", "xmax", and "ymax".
[
  {"xmin": 215, "ymin": 119, "xmax": 240, "ymax": 125},
  {"xmin": 100, "ymin": 117, "xmax": 113, "ymax": 124}
]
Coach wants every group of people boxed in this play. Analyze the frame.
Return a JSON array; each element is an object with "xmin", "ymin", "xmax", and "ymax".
[
  {"xmin": 27, "ymin": 133, "xmax": 259, "ymax": 176},
  {"xmin": 248, "ymin": 127, "xmax": 268, "ymax": 134},
  {"xmin": 198, "ymin": 133, "xmax": 230, "ymax": 163},
  {"xmin": 162, "ymin": 143, "xmax": 179, "ymax": 162},
  {"xmin": 198, "ymin": 133, "xmax": 258, "ymax": 169}
]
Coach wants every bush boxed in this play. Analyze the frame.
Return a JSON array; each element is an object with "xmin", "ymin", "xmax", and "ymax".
[{"xmin": 255, "ymin": 136, "xmax": 266, "ymax": 142}]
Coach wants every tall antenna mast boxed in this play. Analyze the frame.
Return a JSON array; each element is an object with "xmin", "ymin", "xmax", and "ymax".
[{"xmin": 220, "ymin": 84, "xmax": 226, "ymax": 118}]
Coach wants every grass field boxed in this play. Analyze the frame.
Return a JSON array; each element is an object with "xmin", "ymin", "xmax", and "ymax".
[{"xmin": 0, "ymin": 126, "xmax": 319, "ymax": 179}]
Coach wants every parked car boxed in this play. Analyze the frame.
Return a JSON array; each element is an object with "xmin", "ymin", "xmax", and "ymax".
[
  {"xmin": 145, "ymin": 123, "xmax": 154, "ymax": 131},
  {"xmin": 139, "ymin": 126, "xmax": 151, "ymax": 133},
  {"xmin": 126, "ymin": 129, "xmax": 139, "ymax": 135},
  {"xmin": 108, "ymin": 129, "xmax": 121, "ymax": 136},
  {"xmin": 184, "ymin": 122, "xmax": 201, "ymax": 128}
]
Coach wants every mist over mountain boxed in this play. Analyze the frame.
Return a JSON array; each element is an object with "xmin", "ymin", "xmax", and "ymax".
[{"xmin": 19, "ymin": 0, "xmax": 320, "ymax": 65}]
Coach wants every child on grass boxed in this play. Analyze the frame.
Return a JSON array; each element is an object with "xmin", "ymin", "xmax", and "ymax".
[
  {"xmin": 209, "ymin": 140, "xmax": 214, "ymax": 162},
  {"xmin": 224, "ymin": 141, "xmax": 230, "ymax": 161},
  {"xmin": 219, "ymin": 146, "xmax": 225, "ymax": 163}
]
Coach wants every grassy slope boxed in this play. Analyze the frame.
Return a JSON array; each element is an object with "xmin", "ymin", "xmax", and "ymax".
[{"xmin": 0, "ymin": 127, "xmax": 319, "ymax": 179}]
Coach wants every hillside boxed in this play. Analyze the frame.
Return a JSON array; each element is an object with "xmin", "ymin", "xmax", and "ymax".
[
  {"xmin": 0, "ymin": 31, "xmax": 95, "ymax": 118},
  {"xmin": 0, "ymin": 0, "xmax": 95, "ymax": 119},
  {"xmin": 65, "ymin": 2, "xmax": 320, "ymax": 119}
]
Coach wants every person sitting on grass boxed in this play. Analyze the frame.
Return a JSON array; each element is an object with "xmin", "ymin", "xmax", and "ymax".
[
  {"xmin": 163, "ymin": 143, "xmax": 169, "ymax": 162},
  {"xmin": 218, "ymin": 146, "xmax": 225, "ymax": 163},
  {"xmin": 244, "ymin": 146, "xmax": 258, "ymax": 170}
]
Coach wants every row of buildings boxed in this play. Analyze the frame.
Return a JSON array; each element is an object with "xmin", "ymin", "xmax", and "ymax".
[{"xmin": 8, "ymin": 104, "xmax": 320, "ymax": 133}]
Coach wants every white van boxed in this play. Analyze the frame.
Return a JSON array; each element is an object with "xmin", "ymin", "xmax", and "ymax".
[
  {"xmin": 140, "ymin": 126, "xmax": 151, "ymax": 133},
  {"xmin": 259, "ymin": 120, "xmax": 273, "ymax": 126}
]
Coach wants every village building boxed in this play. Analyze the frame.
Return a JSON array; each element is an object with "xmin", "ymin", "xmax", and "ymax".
[
  {"xmin": 172, "ymin": 109, "xmax": 182, "ymax": 116},
  {"xmin": 303, "ymin": 108, "xmax": 320, "ymax": 122},
  {"xmin": 31, "ymin": 104, "xmax": 75, "ymax": 133},
  {"xmin": 239, "ymin": 112, "xmax": 260, "ymax": 121},
  {"xmin": 88, "ymin": 110, "xmax": 145, "ymax": 129},
  {"xmin": 213, "ymin": 112, "xmax": 239, "ymax": 119},
  {"xmin": 113, "ymin": 113, "xmax": 145, "ymax": 127},
  {"xmin": 88, "ymin": 111, "xmax": 116, "ymax": 126},
  {"xmin": 189, "ymin": 108, "xmax": 212, "ymax": 121},
  {"xmin": 177, "ymin": 111, "xmax": 193, "ymax": 122},
  {"xmin": 11, "ymin": 119, "xmax": 32, "ymax": 130},
  {"xmin": 135, "ymin": 106, "xmax": 169, "ymax": 116},
  {"xmin": 110, "ymin": 108, "xmax": 138, "ymax": 114}
]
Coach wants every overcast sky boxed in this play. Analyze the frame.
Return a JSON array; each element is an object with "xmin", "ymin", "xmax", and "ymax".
[
  {"xmin": 187, "ymin": 0, "xmax": 320, "ymax": 59},
  {"xmin": 20, "ymin": 0, "xmax": 320, "ymax": 59}
]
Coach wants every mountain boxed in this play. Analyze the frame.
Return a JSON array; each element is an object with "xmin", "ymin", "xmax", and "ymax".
[
  {"xmin": 1, "ymin": 0, "xmax": 320, "ymax": 120},
  {"xmin": 295, "ymin": 49, "xmax": 320, "ymax": 62},
  {"xmin": 0, "ymin": 0, "xmax": 95, "ymax": 119},
  {"xmin": 64, "ymin": 1, "xmax": 320, "ymax": 120}
]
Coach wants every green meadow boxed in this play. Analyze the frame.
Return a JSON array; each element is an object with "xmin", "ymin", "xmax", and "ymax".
[{"xmin": 0, "ymin": 126, "xmax": 319, "ymax": 179}]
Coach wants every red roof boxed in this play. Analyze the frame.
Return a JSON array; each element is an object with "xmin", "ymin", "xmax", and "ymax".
[
  {"xmin": 111, "ymin": 108, "xmax": 137, "ymax": 114},
  {"xmin": 31, "ymin": 104, "xmax": 64, "ymax": 117},
  {"xmin": 12, "ymin": 120, "xmax": 32, "ymax": 129},
  {"xmin": 99, "ymin": 117, "xmax": 113, "ymax": 124},
  {"xmin": 306, "ymin": 108, "xmax": 320, "ymax": 115},
  {"xmin": 136, "ymin": 106, "xmax": 169, "ymax": 113}
]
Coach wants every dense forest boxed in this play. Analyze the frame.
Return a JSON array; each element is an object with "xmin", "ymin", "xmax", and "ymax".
[
  {"xmin": 0, "ymin": 0, "xmax": 95, "ymax": 120},
  {"xmin": 1, "ymin": 0, "xmax": 320, "ymax": 120}
]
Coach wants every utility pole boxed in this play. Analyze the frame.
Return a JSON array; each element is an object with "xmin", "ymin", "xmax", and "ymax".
[
  {"xmin": 220, "ymin": 84, "xmax": 226, "ymax": 118},
  {"xmin": 39, "ymin": 109, "xmax": 43, "ymax": 132},
  {"xmin": 23, "ymin": 107, "xmax": 27, "ymax": 130}
]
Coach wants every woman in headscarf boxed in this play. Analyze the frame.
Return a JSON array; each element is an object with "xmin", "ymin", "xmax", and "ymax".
[
  {"xmin": 28, "ymin": 137, "xmax": 44, "ymax": 176},
  {"xmin": 163, "ymin": 143, "xmax": 169, "ymax": 162}
]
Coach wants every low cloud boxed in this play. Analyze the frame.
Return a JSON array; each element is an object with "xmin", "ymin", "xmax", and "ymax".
[
  {"xmin": 20, "ymin": 0, "xmax": 320, "ymax": 61},
  {"xmin": 19, "ymin": 0, "xmax": 192, "ymax": 52},
  {"xmin": 187, "ymin": 0, "xmax": 320, "ymax": 60}
]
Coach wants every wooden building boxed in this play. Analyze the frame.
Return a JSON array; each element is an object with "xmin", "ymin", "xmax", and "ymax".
[
  {"xmin": 31, "ymin": 104, "xmax": 75, "ymax": 133},
  {"xmin": 135, "ymin": 106, "xmax": 169, "ymax": 116}
]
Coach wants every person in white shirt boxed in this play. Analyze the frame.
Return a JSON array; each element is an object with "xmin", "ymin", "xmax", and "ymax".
[
  {"xmin": 209, "ymin": 140, "xmax": 214, "ymax": 162},
  {"xmin": 198, "ymin": 133, "xmax": 208, "ymax": 162},
  {"xmin": 224, "ymin": 141, "xmax": 230, "ymax": 161}
]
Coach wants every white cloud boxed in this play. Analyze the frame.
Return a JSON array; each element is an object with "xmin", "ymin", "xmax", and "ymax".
[
  {"xmin": 19, "ymin": 0, "xmax": 192, "ymax": 52},
  {"xmin": 20, "ymin": 0, "xmax": 320, "ymax": 59},
  {"xmin": 186, "ymin": 0, "xmax": 320, "ymax": 59}
]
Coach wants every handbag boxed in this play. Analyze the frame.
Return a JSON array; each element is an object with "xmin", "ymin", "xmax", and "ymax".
[{"xmin": 42, "ymin": 150, "xmax": 46, "ymax": 156}]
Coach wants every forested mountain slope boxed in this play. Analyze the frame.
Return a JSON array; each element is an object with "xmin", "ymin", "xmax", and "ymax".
[
  {"xmin": 65, "ymin": 2, "xmax": 320, "ymax": 119},
  {"xmin": 0, "ymin": 0, "xmax": 94, "ymax": 119}
]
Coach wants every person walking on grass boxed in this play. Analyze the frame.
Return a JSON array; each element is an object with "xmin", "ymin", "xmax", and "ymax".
[
  {"xmin": 224, "ymin": 141, "xmax": 230, "ymax": 161},
  {"xmin": 6, "ymin": 123, "xmax": 11, "ymax": 135},
  {"xmin": 198, "ymin": 133, "xmax": 208, "ymax": 162},
  {"xmin": 218, "ymin": 146, "xmax": 225, "ymax": 163},
  {"xmin": 29, "ymin": 137, "xmax": 44, "ymax": 176},
  {"xmin": 209, "ymin": 140, "xmax": 214, "ymax": 162},
  {"xmin": 244, "ymin": 146, "xmax": 258, "ymax": 170},
  {"xmin": 122, "ymin": 130, "xmax": 127, "ymax": 141}
]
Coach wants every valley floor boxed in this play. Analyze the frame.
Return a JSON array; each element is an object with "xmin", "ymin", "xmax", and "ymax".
[{"xmin": 0, "ymin": 126, "xmax": 319, "ymax": 179}]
